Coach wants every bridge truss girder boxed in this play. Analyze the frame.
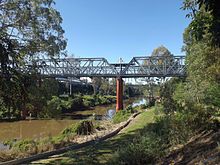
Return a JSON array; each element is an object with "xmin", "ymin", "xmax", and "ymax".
[{"xmin": 24, "ymin": 56, "xmax": 186, "ymax": 78}]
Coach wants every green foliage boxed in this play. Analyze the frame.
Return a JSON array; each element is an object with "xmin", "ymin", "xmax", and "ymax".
[
  {"xmin": 4, "ymin": 120, "xmax": 96, "ymax": 158},
  {"xmin": 82, "ymin": 95, "xmax": 116, "ymax": 108},
  {"xmin": 110, "ymin": 134, "xmax": 164, "ymax": 165},
  {"xmin": 110, "ymin": 105, "xmax": 205, "ymax": 164},
  {"xmin": 61, "ymin": 97, "xmax": 73, "ymax": 110},
  {"xmin": 180, "ymin": 0, "xmax": 220, "ymax": 130},
  {"xmin": 62, "ymin": 120, "xmax": 95, "ymax": 136},
  {"xmin": 26, "ymin": 78, "xmax": 60, "ymax": 116},
  {"xmin": 83, "ymin": 95, "xmax": 96, "ymax": 107},
  {"xmin": 61, "ymin": 124, "xmax": 78, "ymax": 136},
  {"xmin": 71, "ymin": 95, "xmax": 84, "ymax": 108},
  {"xmin": 151, "ymin": 45, "xmax": 173, "ymax": 57},
  {"xmin": 3, "ymin": 140, "xmax": 14, "ymax": 149},
  {"xmin": 153, "ymin": 114, "xmax": 192, "ymax": 146},
  {"xmin": 0, "ymin": 98, "xmax": 8, "ymax": 119},
  {"xmin": 76, "ymin": 120, "xmax": 95, "ymax": 135},
  {"xmin": 0, "ymin": 0, "xmax": 66, "ymax": 118},
  {"xmin": 205, "ymin": 83, "xmax": 220, "ymax": 108},
  {"xmin": 0, "ymin": 0, "xmax": 66, "ymax": 57},
  {"xmin": 12, "ymin": 139, "xmax": 37, "ymax": 152},
  {"xmin": 40, "ymin": 96, "xmax": 63, "ymax": 118},
  {"xmin": 154, "ymin": 103, "xmax": 164, "ymax": 115},
  {"xmin": 112, "ymin": 111, "xmax": 129, "ymax": 124},
  {"xmin": 97, "ymin": 95, "xmax": 116, "ymax": 105},
  {"xmin": 112, "ymin": 105, "xmax": 134, "ymax": 124},
  {"xmin": 159, "ymin": 78, "xmax": 183, "ymax": 114}
]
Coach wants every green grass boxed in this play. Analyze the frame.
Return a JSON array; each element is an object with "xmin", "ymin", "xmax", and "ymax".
[
  {"xmin": 31, "ymin": 108, "xmax": 156, "ymax": 164},
  {"xmin": 112, "ymin": 110, "xmax": 131, "ymax": 124},
  {"xmin": 119, "ymin": 108, "xmax": 155, "ymax": 135}
]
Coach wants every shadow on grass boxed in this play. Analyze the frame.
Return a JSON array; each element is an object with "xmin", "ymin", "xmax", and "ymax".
[{"xmin": 39, "ymin": 122, "xmax": 156, "ymax": 165}]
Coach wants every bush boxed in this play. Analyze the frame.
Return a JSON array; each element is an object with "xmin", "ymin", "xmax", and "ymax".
[
  {"xmin": 109, "ymin": 132, "xmax": 165, "ymax": 165},
  {"xmin": 71, "ymin": 95, "xmax": 84, "ymax": 108},
  {"xmin": 62, "ymin": 124, "xmax": 78, "ymax": 136},
  {"xmin": 41, "ymin": 96, "xmax": 63, "ymax": 118},
  {"xmin": 153, "ymin": 114, "xmax": 192, "ymax": 146},
  {"xmin": 76, "ymin": 120, "xmax": 95, "ymax": 135},
  {"xmin": 61, "ymin": 97, "xmax": 73, "ymax": 110},
  {"xmin": 82, "ymin": 95, "xmax": 116, "ymax": 107},
  {"xmin": 12, "ymin": 139, "xmax": 37, "ymax": 153},
  {"xmin": 83, "ymin": 95, "xmax": 96, "ymax": 107},
  {"xmin": 62, "ymin": 120, "xmax": 95, "ymax": 136}
]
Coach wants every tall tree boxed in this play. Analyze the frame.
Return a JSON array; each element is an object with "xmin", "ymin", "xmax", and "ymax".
[
  {"xmin": 0, "ymin": 0, "xmax": 66, "ymax": 118},
  {"xmin": 182, "ymin": 0, "xmax": 220, "ymax": 108}
]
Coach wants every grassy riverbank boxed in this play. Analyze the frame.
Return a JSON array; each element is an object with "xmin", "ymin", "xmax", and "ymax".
[
  {"xmin": 31, "ymin": 108, "xmax": 155, "ymax": 164},
  {"xmin": 0, "ymin": 104, "xmax": 141, "ymax": 163}
]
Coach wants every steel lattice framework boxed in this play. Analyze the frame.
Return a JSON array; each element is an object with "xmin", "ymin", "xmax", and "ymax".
[{"xmin": 23, "ymin": 56, "xmax": 186, "ymax": 78}]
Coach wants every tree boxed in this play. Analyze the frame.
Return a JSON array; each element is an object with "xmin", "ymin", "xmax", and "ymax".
[
  {"xmin": 181, "ymin": 0, "xmax": 220, "ymax": 110},
  {"xmin": 91, "ymin": 77, "xmax": 102, "ymax": 95},
  {"xmin": 148, "ymin": 46, "xmax": 174, "ymax": 72},
  {"xmin": 151, "ymin": 45, "xmax": 173, "ymax": 57},
  {"xmin": 182, "ymin": 0, "xmax": 220, "ymax": 83},
  {"xmin": 182, "ymin": 0, "xmax": 220, "ymax": 46},
  {"xmin": 0, "ymin": 0, "xmax": 66, "ymax": 118}
]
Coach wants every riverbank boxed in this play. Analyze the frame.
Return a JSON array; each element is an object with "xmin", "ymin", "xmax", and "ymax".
[
  {"xmin": 0, "ymin": 114, "xmax": 139, "ymax": 165},
  {"xmin": 30, "ymin": 108, "xmax": 155, "ymax": 164},
  {"xmin": 0, "ymin": 96, "xmax": 145, "ymax": 142},
  {"xmin": 0, "ymin": 101, "xmax": 146, "ymax": 163},
  {"xmin": 30, "ymin": 106, "xmax": 220, "ymax": 165}
]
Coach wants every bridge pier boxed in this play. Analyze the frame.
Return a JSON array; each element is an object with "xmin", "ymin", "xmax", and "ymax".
[{"xmin": 116, "ymin": 77, "xmax": 123, "ymax": 112}]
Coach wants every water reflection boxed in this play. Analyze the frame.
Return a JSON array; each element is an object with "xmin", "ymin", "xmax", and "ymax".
[
  {"xmin": 104, "ymin": 109, "xmax": 116, "ymax": 120},
  {"xmin": 132, "ymin": 98, "xmax": 147, "ymax": 107}
]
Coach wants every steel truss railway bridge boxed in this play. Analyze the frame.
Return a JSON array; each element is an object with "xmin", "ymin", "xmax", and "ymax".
[{"xmin": 24, "ymin": 55, "xmax": 186, "ymax": 111}]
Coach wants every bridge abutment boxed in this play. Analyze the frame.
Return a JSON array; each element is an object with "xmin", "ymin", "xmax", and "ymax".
[{"xmin": 116, "ymin": 77, "xmax": 123, "ymax": 111}]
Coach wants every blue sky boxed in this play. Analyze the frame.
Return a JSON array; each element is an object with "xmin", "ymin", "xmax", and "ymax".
[{"xmin": 55, "ymin": 0, "xmax": 190, "ymax": 63}]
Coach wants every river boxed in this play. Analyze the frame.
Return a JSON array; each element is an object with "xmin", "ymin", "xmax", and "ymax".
[{"xmin": 0, "ymin": 97, "xmax": 146, "ymax": 148}]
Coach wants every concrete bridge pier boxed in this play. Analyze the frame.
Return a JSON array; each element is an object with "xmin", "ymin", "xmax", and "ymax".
[{"xmin": 116, "ymin": 77, "xmax": 123, "ymax": 112}]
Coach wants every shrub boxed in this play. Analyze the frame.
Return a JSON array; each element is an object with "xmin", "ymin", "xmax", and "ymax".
[
  {"xmin": 61, "ymin": 97, "xmax": 73, "ymax": 110},
  {"xmin": 3, "ymin": 140, "xmax": 14, "ymax": 149},
  {"xmin": 62, "ymin": 120, "xmax": 95, "ymax": 136},
  {"xmin": 76, "ymin": 120, "xmax": 95, "ymax": 135},
  {"xmin": 41, "ymin": 96, "xmax": 63, "ymax": 118},
  {"xmin": 83, "ymin": 95, "xmax": 96, "ymax": 107},
  {"xmin": 12, "ymin": 139, "xmax": 37, "ymax": 153},
  {"xmin": 73, "ymin": 96, "xmax": 84, "ymax": 107},
  {"xmin": 109, "ymin": 134, "xmax": 165, "ymax": 165},
  {"xmin": 62, "ymin": 124, "xmax": 78, "ymax": 136}
]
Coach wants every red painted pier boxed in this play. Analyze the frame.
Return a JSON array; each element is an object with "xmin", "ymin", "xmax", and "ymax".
[{"xmin": 116, "ymin": 77, "xmax": 123, "ymax": 111}]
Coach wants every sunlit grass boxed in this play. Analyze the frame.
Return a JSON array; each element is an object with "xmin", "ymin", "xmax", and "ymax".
[{"xmin": 32, "ymin": 108, "xmax": 156, "ymax": 164}]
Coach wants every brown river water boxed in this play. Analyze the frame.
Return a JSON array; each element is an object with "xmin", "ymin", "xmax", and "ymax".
[{"xmin": 0, "ymin": 97, "xmax": 146, "ymax": 148}]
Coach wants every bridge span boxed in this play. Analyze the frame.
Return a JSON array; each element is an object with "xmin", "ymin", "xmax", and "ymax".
[{"xmin": 24, "ymin": 55, "xmax": 186, "ymax": 111}]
